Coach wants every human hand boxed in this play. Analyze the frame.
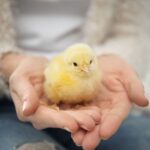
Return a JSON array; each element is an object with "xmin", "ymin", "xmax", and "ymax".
[
  {"xmin": 71, "ymin": 54, "xmax": 148, "ymax": 150},
  {"xmin": 9, "ymin": 55, "xmax": 101, "ymax": 133}
]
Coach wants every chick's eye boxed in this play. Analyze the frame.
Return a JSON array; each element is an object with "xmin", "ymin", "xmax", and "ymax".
[
  {"xmin": 73, "ymin": 62, "xmax": 78, "ymax": 67},
  {"xmin": 90, "ymin": 59, "xmax": 93, "ymax": 64}
]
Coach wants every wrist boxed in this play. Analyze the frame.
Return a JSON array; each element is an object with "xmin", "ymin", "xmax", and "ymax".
[{"xmin": 0, "ymin": 52, "xmax": 27, "ymax": 79}]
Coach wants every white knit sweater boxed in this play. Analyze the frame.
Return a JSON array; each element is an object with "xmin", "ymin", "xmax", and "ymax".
[
  {"xmin": 84, "ymin": 0, "xmax": 150, "ymax": 100},
  {"xmin": 0, "ymin": 0, "xmax": 150, "ymax": 100}
]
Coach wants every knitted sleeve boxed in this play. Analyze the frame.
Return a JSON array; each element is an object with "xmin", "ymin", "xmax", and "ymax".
[
  {"xmin": 0, "ymin": 0, "xmax": 21, "ymax": 98},
  {"xmin": 84, "ymin": 0, "xmax": 150, "ymax": 100}
]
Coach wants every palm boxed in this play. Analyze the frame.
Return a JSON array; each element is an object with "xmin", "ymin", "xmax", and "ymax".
[
  {"xmin": 10, "ymin": 55, "xmax": 101, "ymax": 134},
  {"xmin": 94, "ymin": 55, "xmax": 133, "ymax": 138},
  {"xmin": 94, "ymin": 76, "xmax": 132, "ymax": 139},
  {"xmin": 82, "ymin": 55, "xmax": 135, "ymax": 139},
  {"xmin": 72, "ymin": 55, "xmax": 147, "ymax": 150},
  {"xmin": 10, "ymin": 55, "xmax": 147, "ymax": 150}
]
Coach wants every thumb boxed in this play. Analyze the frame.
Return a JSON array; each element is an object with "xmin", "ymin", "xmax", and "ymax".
[
  {"xmin": 10, "ymin": 76, "xmax": 39, "ymax": 116},
  {"xmin": 122, "ymin": 72, "xmax": 149, "ymax": 107}
]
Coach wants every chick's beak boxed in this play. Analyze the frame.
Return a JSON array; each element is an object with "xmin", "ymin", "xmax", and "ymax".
[{"xmin": 81, "ymin": 66, "xmax": 89, "ymax": 73}]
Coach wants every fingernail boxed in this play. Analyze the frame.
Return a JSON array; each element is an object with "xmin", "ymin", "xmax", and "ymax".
[
  {"xmin": 22, "ymin": 101, "xmax": 28, "ymax": 112},
  {"xmin": 64, "ymin": 127, "xmax": 71, "ymax": 132}
]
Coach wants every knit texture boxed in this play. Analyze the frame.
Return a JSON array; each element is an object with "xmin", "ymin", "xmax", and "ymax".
[
  {"xmin": 0, "ymin": 0, "xmax": 16, "ymax": 51},
  {"xmin": 84, "ymin": 0, "xmax": 150, "ymax": 101},
  {"xmin": 0, "ymin": 0, "xmax": 16, "ymax": 97}
]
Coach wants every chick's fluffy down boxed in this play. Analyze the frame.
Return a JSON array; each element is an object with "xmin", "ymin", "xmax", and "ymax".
[{"xmin": 44, "ymin": 44, "xmax": 101, "ymax": 104}]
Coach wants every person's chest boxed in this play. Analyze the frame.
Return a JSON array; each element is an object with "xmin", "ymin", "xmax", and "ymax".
[{"xmin": 14, "ymin": 0, "xmax": 90, "ymax": 54}]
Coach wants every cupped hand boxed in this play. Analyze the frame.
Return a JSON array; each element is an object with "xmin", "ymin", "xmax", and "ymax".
[
  {"xmin": 9, "ymin": 55, "xmax": 100, "ymax": 133},
  {"xmin": 71, "ymin": 54, "xmax": 148, "ymax": 150},
  {"xmin": 9, "ymin": 56, "xmax": 48, "ymax": 116}
]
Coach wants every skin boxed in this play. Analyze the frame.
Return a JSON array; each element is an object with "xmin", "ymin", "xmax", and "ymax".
[
  {"xmin": 2, "ymin": 53, "xmax": 101, "ymax": 132},
  {"xmin": 72, "ymin": 54, "xmax": 148, "ymax": 150},
  {"xmin": 1, "ymin": 53, "xmax": 148, "ymax": 150}
]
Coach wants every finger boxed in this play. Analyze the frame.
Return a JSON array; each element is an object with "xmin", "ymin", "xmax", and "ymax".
[
  {"xmin": 31, "ymin": 77, "xmax": 45, "ymax": 98},
  {"xmin": 99, "ymin": 94, "xmax": 131, "ymax": 140},
  {"xmin": 77, "ymin": 106, "xmax": 101, "ymax": 123},
  {"xmin": 10, "ymin": 91, "xmax": 27, "ymax": 122},
  {"xmin": 64, "ymin": 110, "xmax": 96, "ymax": 131},
  {"xmin": 10, "ymin": 90, "xmax": 79, "ymax": 133},
  {"xmin": 82, "ymin": 125, "xmax": 101, "ymax": 150},
  {"xmin": 33, "ymin": 82, "xmax": 44, "ymax": 98},
  {"xmin": 71, "ymin": 129, "xmax": 86, "ymax": 147},
  {"xmin": 10, "ymin": 76, "xmax": 39, "ymax": 116},
  {"xmin": 122, "ymin": 70, "xmax": 149, "ymax": 106},
  {"xmin": 28, "ymin": 106, "xmax": 79, "ymax": 133}
]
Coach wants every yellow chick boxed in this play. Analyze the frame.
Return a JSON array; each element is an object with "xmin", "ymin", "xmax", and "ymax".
[{"xmin": 44, "ymin": 43, "xmax": 101, "ymax": 105}]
